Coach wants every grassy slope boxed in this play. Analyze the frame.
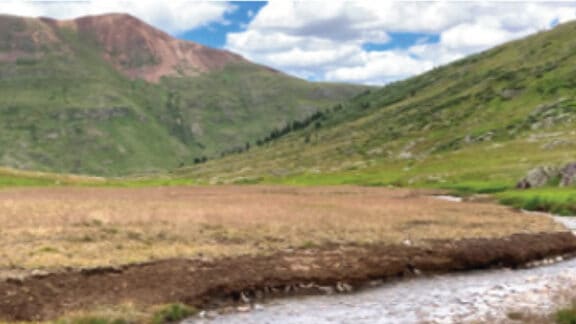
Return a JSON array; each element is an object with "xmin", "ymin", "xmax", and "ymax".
[
  {"xmin": 0, "ymin": 15, "xmax": 366, "ymax": 176},
  {"xmin": 173, "ymin": 22, "xmax": 576, "ymax": 214},
  {"xmin": 179, "ymin": 21, "xmax": 576, "ymax": 188}
]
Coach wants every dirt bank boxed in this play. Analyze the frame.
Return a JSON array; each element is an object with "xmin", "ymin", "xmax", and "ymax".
[{"xmin": 2, "ymin": 231, "xmax": 576, "ymax": 321}]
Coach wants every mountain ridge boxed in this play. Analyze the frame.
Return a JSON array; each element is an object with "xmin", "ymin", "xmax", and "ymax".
[
  {"xmin": 178, "ymin": 20, "xmax": 576, "ymax": 187},
  {"xmin": 3, "ymin": 13, "xmax": 254, "ymax": 82},
  {"xmin": 0, "ymin": 13, "xmax": 368, "ymax": 175}
]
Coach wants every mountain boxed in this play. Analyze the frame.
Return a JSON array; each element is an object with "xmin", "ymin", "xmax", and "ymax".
[
  {"xmin": 0, "ymin": 13, "xmax": 367, "ymax": 176},
  {"xmin": 180, "ymin": 21, "xmax": 576, "ymax": 188}
]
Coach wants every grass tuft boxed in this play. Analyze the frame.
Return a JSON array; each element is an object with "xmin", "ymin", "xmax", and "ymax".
[
  {"xmin": 498, "ymin": 189, "xmax": 576, "ymax": 216},
  {"xmin": 56, "ymin": 316, "xmax": 130, "ymax": 324},
  {"xmin": 151, "ymin": 304, "xmax": 197, "ymax": 324},
  {"xmin": 556, "ymin": 306, "xmax": 576, "ymax": 324}
]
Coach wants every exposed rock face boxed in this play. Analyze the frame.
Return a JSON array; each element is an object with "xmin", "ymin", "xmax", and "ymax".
[
  {"xmin": 516, "ymin": 166, "xmax": 559, "ymax": 189},
  {"xmin": 0, "ymin": 15, "xmax": 60, "ymax": 60},
  {"xmin": 560, "ymin": 163, "xmax": 576, "ymax": 187},
  {"xmin": 70, "ymin": 14, "xmax": 245, "ymax": 82},
  {"xmin": 7, "ymin": 13, "xmax": 246, "ymax": 82},
  {"xmin": 517, "ymin": 162, "xmax": 576, "ymax": 189}
]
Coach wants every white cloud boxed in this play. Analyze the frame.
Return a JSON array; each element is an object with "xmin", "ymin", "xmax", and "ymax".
[
  {"xmin": 440, "ymin": 22, "xmax": 527, "ymax": 52},
  {"xmin": 225, "ymin": 1, "xmax": 576, "ymax": 85},
  {"xmin": 265, "ymin": 44, "xmax": 361, "ymax": 69},
  {"xmin": 3, "ymin": 0, "xmax": 575, "ymax": 84},
  {"xmin": 326, "ymin": 51, "xmax": 435, "ymax": 85},
  {"xmin": 0, "ymin": 0, "xmax": 234, "ymax": 34}
]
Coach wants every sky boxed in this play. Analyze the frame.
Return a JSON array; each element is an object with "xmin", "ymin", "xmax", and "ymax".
[{"xmin": 1, "ymin": 0, "xmax": 576, "ymax": 85}]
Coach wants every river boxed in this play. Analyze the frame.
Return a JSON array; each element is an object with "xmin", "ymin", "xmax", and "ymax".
[{"xmin": 186, "ymin": 213, "xmax": 576, "ymax": 324}]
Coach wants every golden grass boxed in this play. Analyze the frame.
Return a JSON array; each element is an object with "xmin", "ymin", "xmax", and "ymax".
[{"xmin": 0, "ymin": 186, "xmax": 564, "ymax": 270}]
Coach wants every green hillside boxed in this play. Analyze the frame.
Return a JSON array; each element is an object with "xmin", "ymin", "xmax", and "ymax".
[
  {"xmin": 179, "ymin": 21, "xmax": 576, "ymax": 189},
  {"xmin": 0, "ymin": 14, "xmax": 366, "ymax": 176}
]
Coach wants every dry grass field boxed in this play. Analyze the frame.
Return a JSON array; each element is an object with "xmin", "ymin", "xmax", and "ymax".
[{"xmin": 0, "ymin": 186, "xmax": 564, "ymax": 270}]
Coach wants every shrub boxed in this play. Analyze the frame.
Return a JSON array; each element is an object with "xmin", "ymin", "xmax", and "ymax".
[
  {"xmin": 151, "ymin": 303, "xmax": 197, "ymax": 324},
  {"xmin": 556, "ymin": 307, "xmax": 576, "ymax": 324}
]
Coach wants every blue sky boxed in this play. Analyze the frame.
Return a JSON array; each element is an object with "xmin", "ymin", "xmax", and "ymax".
[
  {"xmin": 362, "ymin": 33, "xmax": 440, "ymax": 52},
  {"xmin": 178, "ymin": 2, "xmax": 442, "ymax": 54},
  {"xmin": 178, "ymin": 2, "xmax": 445, "ymax": 65},
  {"xmin": 1, "ymin": 1, "xmax": 575, "ymax": 85},
  {"xmin": 180, "ymin": 2, "xmax": 266, "ymax": 49}
]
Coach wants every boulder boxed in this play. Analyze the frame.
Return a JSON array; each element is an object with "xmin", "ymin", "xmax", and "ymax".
[
  {"xmin": 560, "ymin": 162, "xmax": 576, "ymax": 187},
  {"xmin": 517, "ymin": 162, "xmax": 576, "ymax": 189},
  {"xmin": 516, "ymin": 165, "xmax": 559, "ymax": 189}
]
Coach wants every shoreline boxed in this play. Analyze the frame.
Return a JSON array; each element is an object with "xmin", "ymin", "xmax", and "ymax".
[{"xmin": 2, "ymin": 231, "xmax": 576, "ymax": 321}]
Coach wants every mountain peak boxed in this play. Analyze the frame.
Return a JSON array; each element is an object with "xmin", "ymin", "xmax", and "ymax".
[
  {"xmin": 69, "ymin": 13, "xmax": 245, "ymax": 82},
  {"xmin": 1, "ymin": 13, "xmax": 245, "ymax": 82}
]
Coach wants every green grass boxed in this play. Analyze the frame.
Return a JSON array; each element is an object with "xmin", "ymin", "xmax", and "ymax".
[
  {"xmin": 104, "ymin": 177, "xmax": 198, "ymax": 188},
  {"xmin": 0, "ymin": 166, "xmax": 200, "ymax": 189},
  {"xmin": 435, "ymin": 182, "xmax": 512, "ymax": 195},
  {"xmin": 498, "ymin": 188, "xmax": 576, "ymax": 216},
  {"xmin": 0, "ymin": 173, "xmax": 58, "ymax": 187},
  {"xmin": 556, "ymin": 305, "xmax": 576, "ymax": 324},
  {"xmin": 54, "ymin": 303, "xmax": 197, "ymax": 324},
  {"xmin": 151, "ymin": 304, "xmax": 197, "ymax": 324}
]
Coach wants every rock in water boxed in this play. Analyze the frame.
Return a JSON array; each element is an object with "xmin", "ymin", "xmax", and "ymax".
[
  {"xmin": 516, "ymin": 166, "xmax": 559, "ymax": 189},
  {"xmin": 560, "ymin": 163, "xmax": 576, "ymax": 187}
]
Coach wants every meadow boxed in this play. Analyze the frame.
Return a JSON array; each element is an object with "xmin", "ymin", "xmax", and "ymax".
[{"xmin": 0, "ymin": 185, "xmax": 563, "ymax": 271}]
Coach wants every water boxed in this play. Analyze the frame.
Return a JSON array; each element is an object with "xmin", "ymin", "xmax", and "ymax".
[{"xmin": 186, "ymin": 214, "xmax": 576, "ymax": 324}]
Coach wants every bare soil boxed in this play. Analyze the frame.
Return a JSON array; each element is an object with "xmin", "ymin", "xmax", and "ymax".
[{"xmin": 2, "ymin": 231, "xmax": 576, "ymax": 321}]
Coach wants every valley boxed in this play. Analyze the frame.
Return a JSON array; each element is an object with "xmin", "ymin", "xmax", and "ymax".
[{"xmin": 0, "ymin": 6, "xmax": 575, "ymax": 324}]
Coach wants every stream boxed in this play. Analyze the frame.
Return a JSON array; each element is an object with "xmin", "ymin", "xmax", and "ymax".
[{"xmin": 186, "ymin": 209, "xmax": 576, "ymax": 324}]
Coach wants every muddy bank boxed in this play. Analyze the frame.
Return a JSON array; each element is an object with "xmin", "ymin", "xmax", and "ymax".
[{"xmin": 1, "ymin": 231, "xmax": 576, "ymax": 321}]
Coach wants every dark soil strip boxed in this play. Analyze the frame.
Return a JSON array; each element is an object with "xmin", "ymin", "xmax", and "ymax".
[{"xmin": 2, "ymin": 231, "xmax": 576, "ymax": 321}]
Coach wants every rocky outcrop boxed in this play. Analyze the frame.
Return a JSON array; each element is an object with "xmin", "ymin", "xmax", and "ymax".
[
  {"xmin": 516, "ymin": 165, "xmax": 559, "ymax": 189},
  {"xmin": 560, "ymin": 163, "xmax": 576, "ymax": 187},
  {"xmin": 517, "ymin": 162, "xmax": 576, "ymax": 189}
]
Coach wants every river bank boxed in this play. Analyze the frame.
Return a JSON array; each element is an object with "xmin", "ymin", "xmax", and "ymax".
[
  {"xmin": 195, "ymin": 236, "xmax": 576, "ymax": 323},
  {"xmin": 184, "ymin": 205, "xmax": 576, "ymax": 324},
  {"xmin": 2, "ymin": 230, "xmax": 576, "ymax": 321},
  {"xmin": 0, "ymin": 187, "xmax": 573, "ymax": 322}
]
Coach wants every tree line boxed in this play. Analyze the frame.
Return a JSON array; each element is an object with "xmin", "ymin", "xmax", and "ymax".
[{"xmin": 192, "ymin": 105, "xmax": 341, "ymax": 165}]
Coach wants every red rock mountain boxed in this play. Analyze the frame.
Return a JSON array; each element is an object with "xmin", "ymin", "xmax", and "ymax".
[{"xmin": 2, "ymin": 13, "xmax": 246, "ymax": 82}]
